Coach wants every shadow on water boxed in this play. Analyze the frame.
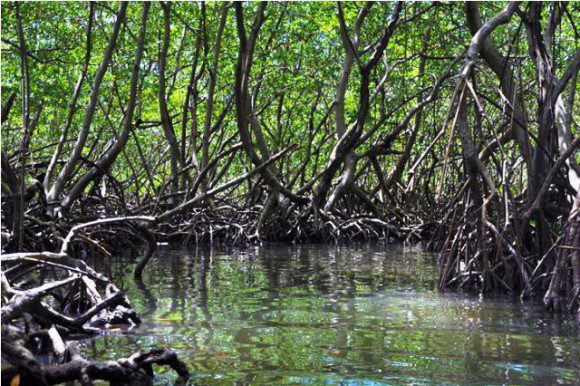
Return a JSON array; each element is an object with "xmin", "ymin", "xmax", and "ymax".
[{"xmin": 84, "ymin": 244, "xmax": 579, "ymax": 385}]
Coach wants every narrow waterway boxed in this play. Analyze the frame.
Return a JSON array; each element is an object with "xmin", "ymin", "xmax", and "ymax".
[{"xmin": 84, "ymin": 244, "xmax": 579, "ymax": 385}]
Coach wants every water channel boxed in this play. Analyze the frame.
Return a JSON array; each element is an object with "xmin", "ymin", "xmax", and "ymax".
[{"xmin": 84, "ymin": 244, "xmax": 579, "ymax": 385}]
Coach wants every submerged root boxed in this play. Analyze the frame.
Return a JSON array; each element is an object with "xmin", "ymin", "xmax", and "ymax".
[
  {"xmin": 1, "ymin": 326, "xmax": 188, "ymax": 386},
  {"xmin": 438, "ymin": 188, "xmax": 580, "ymax": 319},
  {"xmin": 1, "ymin": 223, "xmax": 189, "ymax": 385}
]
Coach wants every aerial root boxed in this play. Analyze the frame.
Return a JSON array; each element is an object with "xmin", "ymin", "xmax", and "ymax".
[{"xmin": 1, "ymin": 222, "xmax": 190, "ymax": 385}]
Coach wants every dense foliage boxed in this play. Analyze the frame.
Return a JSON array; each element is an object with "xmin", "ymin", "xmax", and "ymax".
[{"xmin": 0, "ymin": 2, "xmax": 579, "ymax": 383}]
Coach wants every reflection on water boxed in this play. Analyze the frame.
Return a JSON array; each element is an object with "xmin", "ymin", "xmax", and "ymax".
[{"xmin": 85, "ymin": 244, "xmax": 579, "ymax": 385}]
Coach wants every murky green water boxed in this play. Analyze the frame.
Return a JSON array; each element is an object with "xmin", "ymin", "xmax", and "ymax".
[{"xmin": 85, "ymin": 244, "xmax": 579, "ymax": 385}]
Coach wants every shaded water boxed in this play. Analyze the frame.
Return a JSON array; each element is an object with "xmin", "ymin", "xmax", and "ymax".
[{"xmin": 85, "ymin": 244, "xmax": 579, "ymax": 385}]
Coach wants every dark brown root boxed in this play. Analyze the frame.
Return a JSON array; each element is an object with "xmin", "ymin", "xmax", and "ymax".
[{"xmin": 1, "ymin": 221, "xmax": 189, "ymax": 385}]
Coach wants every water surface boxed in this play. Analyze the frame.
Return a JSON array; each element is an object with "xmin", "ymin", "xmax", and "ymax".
[{"xmin": 85, "ymin": 244, "xmax": 579, "ymax": 385}]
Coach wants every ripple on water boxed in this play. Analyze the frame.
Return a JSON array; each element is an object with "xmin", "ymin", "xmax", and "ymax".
[{"xmin": 84, "ymin": 244, "xmax": 579, "ymax": 385}]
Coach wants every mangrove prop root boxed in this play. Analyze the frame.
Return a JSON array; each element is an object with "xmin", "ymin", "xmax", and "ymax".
[
  {"xmin": 2, "ymin": 7, "xmax": 580, "ymax": 382},
  {"xmin": 1, "ymin": 222, "xmax": 189, "ymax": 385},
  {"xmin": 2, "ymin": 326, "xmax": 188, "ymax": 386}
]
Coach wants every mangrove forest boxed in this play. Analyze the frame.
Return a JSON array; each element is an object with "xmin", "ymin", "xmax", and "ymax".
[{"xmin": 1, "ymin": 1, "xmax": 579, "ymax": 384}]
